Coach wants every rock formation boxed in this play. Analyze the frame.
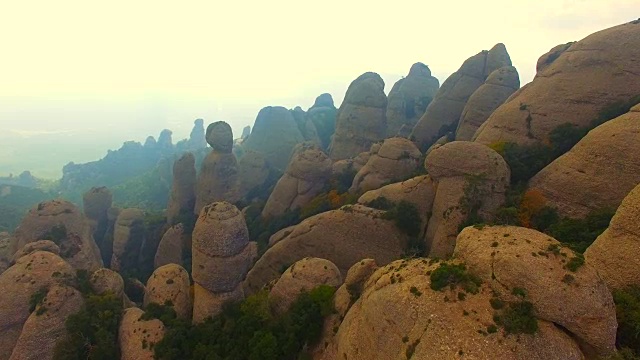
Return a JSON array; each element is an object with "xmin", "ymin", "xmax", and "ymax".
[
  {"xmin": 307, "ymin": 93, "xmax": 337, "ymax": 150},
  {"xmin": 410, "ymin": 43, "xmax": 512, "ymax": 151},
  {"xmin": 474, "ymin": 22, "xmax": 640, "ymax": 146},
  {"xmin": 269, "ymin": 257, "xmax": 342, "ymax": 314},
  {"xmin": 237, "ymin": 150, "xmax": 270, "ymax": 199},
  {"xmin": 333, "ymin": 259, "xmax": 378, "ymax": 317},
  {"xmin": 455, "ymin": 226, "xmax": 617, "ymax": 355},
  {"xmin": 166, "ymin": 152, "xmax": 196, "ymax": 224},
  {"xmin": 119, "ymin": 308, "xmax": 165, "ymax": 360},
  {"xmin": 111, "ymin": 208, "xmax": 145, "ymax": 272},
  {"xmin": 194, "ymin": 122, "xmax": 240, "ymax": 213},
  {"xmin": 536, "ymin": 42, "xmax": 574, "ymax": 73},
  {"xmin": 262, "ymin": 144, "xmax": 332, "ymax": 218},
  {"xmin": 585, "ymin": 182, "xmax": 640, "ymax": 291},
  {"xmin": 0, "ymin": 251, "xmax": 75, "ymax": 359},
  {"xmin": 455, "ymin": 65, "xmax": 520, "ymax": 140},
  {"xmin": 424, "ymin": 141, "xmax": 510, "ymax": 258},
  {"xmin": 90, "ymin": 268, "xmax": 125, "ymax": 299},
  {"xmin": 329, "ymin": 72, "xmax": 387, "ymax": 160},
  {"xmin": 11, "ymin": 240, "xmax": 60, "ymax": 263},
  {"xmin": 82, "ymin": 187, "xmax": 113, "ymax": 249},
  {"xmin": 100, "ymin": 206, "xmax": 120, "ymax": 267},
  {"xmin": 144, "ymin": 264, "xmax": 192, "ymax": 320},
  {"xmin": 188, "ymin": 118, "xmax": 207, "ymax": 149},
  {"xmin": 240, "ymin": 125, "xmax": 251, "ymax": 140},
  {"xmin": 154, "ymin": 224, "xmax": 185, "ymax": 269},
  {"xmin": 349, "ymin": 137, "xmax": 422, "ymax": 193},
  {"xmin": 9, "ymin": 285, "xmax": 84, "ymax": 360},
  {"xmin": 157, "ymin": 129, "xmax": 173, "ymax": 150},
  {"xmin": 243, "ymin": 106, "xmax": 305, "ymax": 172},
  {"xmin": 192, "ymin": 202, "xmax": 257, "ymax": 322},
  {"xmin": 244, "ymin": 205, "xmax": 408, "ymax": 294},
  {"xmin": 0, "ymin": 232, "xmax": 10, "ymax": 274},
  {"xmin": 386, "ymin": 63, "xmax": 440, "ymax": 137},
  {"xmin": 528, "ymin": 105, "xmax": 640, "ymax": 218},
  {"xmin": 291, "ymin": 106, "xmax": 322, "ymax": 146},
  {"xmin": 11, "ymin": 199, "xmax": 103, "ymax": 271}
]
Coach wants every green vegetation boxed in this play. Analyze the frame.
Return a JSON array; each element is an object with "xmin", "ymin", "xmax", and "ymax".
[
  {"xmin": 381, "ymin": 200, "xmax": 423, "ymax": 238},
  {"xmin": 153, "ymin": 285, "xmax": 336, "ymax": 360},
  {"xmin": 29, "ymin": 287, "xmax": 49, "ymax": 313},
  {"xmin": 429, "ymin": 262, "xmax": 481, "ymax": 294},
  {"xmin": 493, "ymin": 301, "xmax": 538, "ymax": 335},
  {"xmin": 0, "ymin": 185, "xmax": 55, "ymax": 232},
  {"xmin": 458, "ymin": 174, "xmax": 488, "ymax": 232},
  {"xmin": 112, "ymin": 167, "xmax": 170, "ymax": 211},
  {"xmin": 566, "ymin": 253, "xmax": 585, "ymax": 272},
  {"xmin": 613, "ymin": 286, "xmax": 640, "ymax": 358}
]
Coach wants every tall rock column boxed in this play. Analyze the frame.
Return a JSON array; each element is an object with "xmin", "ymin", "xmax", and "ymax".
[
  {"xmin": 191, "ymin": 202, "xmax": 257, "ymax": 322},
  {"xmin": 82, "ymin": 186, "xmax": 113, "ymax": 251},
  {"xmin": 166, "ymin": 153, "xmax": 196, "ymax": 224}
]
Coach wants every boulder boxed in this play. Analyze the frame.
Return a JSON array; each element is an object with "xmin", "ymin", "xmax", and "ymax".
[
  {"xmin": 166, "ymin": 152, "xmax": 196, "ymax": 225},
  {"xmin": 11, "ymin": 199, "xmax": 102, "ymax": 271},
  {"xmin": 411, "ymin": 44, "xmax": 512, "ymax": 151},
  {"xmin": 206, "ymin": 121, "xmax": 234, "ymax": 153},
  {"xmin": 90, "ymin": 268, "xmax": 125, "ymax": 299},
  {"xmin": 323, "ymin": 258, "xmax": 584, "ymax": 360},
  {"xmin": 154, "ymin": 224, "xmax": 185, "ymax": 269},
  {"xmin": 9, "ymin": 285, "xmax": 84, "ymax": 360},
  {"xmin": 0, "ymin": 251, "xmax": 75, "ymax": 360},
  {"xmin": 111, "ymin": 208, "xmax": 145, "ymax": 272},
  {"xmin": 585, "ymin": 182, "xmax": 640, "ymax": 291},
  {"xmin": 262, "ymin": 144, "xmax": 332, "ymax": 218},
  {"xmin": 329, "ymin": 72, "xmax": 387, "ymax": 160},
  {"xmin": 144, "ymin": 264, "xmax": 192, "ymax": 320},
  {"xmin": 269, "ymin": 257, "xmax": 342, "ymax": 314},
  {"xmin": 119, "ymin": 308, "xmax": 165, "ymax": 360},
  {"xmin": 194, "ymin": 151, "xmax": 240, "ymax": 214},
  {"xmin": 349, "ymin": 137, "xmax": 422, "ymax": 193},
  {"xmin": 243, "ymin": 106, "xmax": 305, "ymax": 171},
  {"xmin": 455, "ymin": 66, "xmax": 520, "ymax": 141},
  {"xmin": 11, "ymin": 240, "xmax": 60, "ymax": 263},
  {"xmin": 528, "ymin": 105, "xmax": 640, "ymax": 218},
  {"xmin": 386, "ymin": 63, "xmax": 440, "ymax": 137},
  {"xmin": 244, "ymin": 205, "xmax": 408, "ymax": 294},
  {"xmin": 424, "ymin": 141, "xmax": 510, "ymax": 258},
  {"xmin": 455, "ymin": 226, "xmax": 617, "ymax": 355},
  {"xmin": 474, "ymin": 22, "xmax": 640, "ymax": 146}
]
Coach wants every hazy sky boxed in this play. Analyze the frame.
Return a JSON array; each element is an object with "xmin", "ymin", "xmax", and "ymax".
[{"xmin": 0, "ymin": 0, "xmax": 637, "ymax": 178}]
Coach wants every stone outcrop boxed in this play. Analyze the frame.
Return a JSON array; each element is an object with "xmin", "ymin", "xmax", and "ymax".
[
  {"xmin": 237, "ymin": 150, "xmax": 270, "ymax": 199},
  {"xmin": 0, "ymin": 251, "xmax": 75, "ymax": 360},
  {"xmin": 329, "ymin": 72, "xmax": 387, "ymax": 160},
  {"xmin": 474, "ymin": 22, "xmax": 640, "ymax": 146},
  {"xmin": 111, "ymin": 208, "xmax": 145, "ymax": 272},
  {"xmin": 536, "ymin": 42, "xmax": 574, "ymax": 73},
  {"xmin": 455, "ymin": 226, "xmax": 617, "ymax": 355},
  {"xmin": 424, "ymin": 141, "xmax": 510, "ymax": 258},
  {"xmin": 11, "ymin": 199, "xmax": 102, "ymax": 271},
  {"xmin": 188, "ymin": 118, "xmax": 207, "ymax": 149},
  {"xmin": 195, "ymin": 122, "xmax": 240, "ymax": 213},
  {"xmin": 322, "ymin": 258, "xmax": 584, "ymax": 360},
  {"xmin": 99, "ymin": 206, "xmax": 120, "ymax": 266},
  {"xmin": 11, "ymin": 240, "xmax": 60, "ymax": 263},
  {"xmin": 119, "ymin": 308, "xmax": 165, "ymax": 360},
  {"xmin": 144, "ymin": 264, "xmax": 192, "ymax": 320},
  {"xmin": 386, "ymin": 63, "xmax": 440, "ymax": 137},
  {"xmin": 262, "ymin": 144, "xmax": 332, "ymax": 218},
  {"xmin": 82, "ymin": 187, "xmax": 113, "ymax": 250},
  {"xmin": 154, "ymin": 224, "xmax": 185, "ymax": 269},
  {"xmin": 455, "ymin": 66, "xmax": 520, "ymax": 141},
  {"xmin": 192, "ymin": 202, "xmax": 257, "ymax": 322},
  {"xmin": 157, "ymin": 129, "xmax": 173, "ymax": 149},
  {"xmin": 269, "ymin": 257, "xmax": 342, "ymax": 314},
  {"xmin": 528, "ymin": 105, "xmax": 640, "ymax": 218},
  {"xmin": 244, "ymin": 205, "xmax": 408, "ymax": 294},
  {"xmin": 307, "ymin": 93, "xmax": 338, "ymax": 150},
  {"xmin": 292, "ymin": 107, "xmax": 322, "ymax": 146},
  {"xmin": 410, "ymin": 44, "xmax": 511, "ymax": 151},
  {"xmin": 585, "ymin": 182, "xmax": 640, "ymax": 291},
  {"xmin": 9, "ymin": 285, "xmax": 83, "ymax": 360},
  {"xmin": 349, "ymin": 137, "xmax": 422, "ymax": 193},
  {"xmin": 243, "ymin": 106, "xmax": 305, "ymax": 171},
  {"xmin": 90, "ymin": 268, "xmax": 125, "ymax": 299},
  {"xmin": 334, "ymin": 259, "xmax": 378, "ymax": 317},
  {"xmin": 166, "ymin": 152, "xmax": 196, "ymax": 224}
]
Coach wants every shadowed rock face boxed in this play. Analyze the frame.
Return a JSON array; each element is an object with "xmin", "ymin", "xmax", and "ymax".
[
  {"xmin": 386, "ymin": 63, "xmax": 440, "ymax": 137},
  {"xmin": 474, "ymin": 22, "xmax": 640, "ymax": 147},
  {"xmin": 329, "ymin": 72, "xmax": 387, "ymax": 161},
  {"xmin": 410, "ymin": 44, "xmax": 512, "ymax": 151},
  {"xmin": 166, "ymin": 153, "xmax": 196, "ymax": 224},
  {"xmin": 189, "ymin": 118, "xmax": 207, "ymax": 149},
  {"xmin": 111, "ymin": 208, "xmax": 145, "ymax": 272},
  {"xmin": 307, "ymin": 93, "xmax": 338, "ymax": 150},
  {"xmin": 206, "ymin": 121, "xmax": 234, "ymax": 153}
]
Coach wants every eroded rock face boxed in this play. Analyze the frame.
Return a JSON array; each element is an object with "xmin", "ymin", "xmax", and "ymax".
[
  {"xmin": 243, "ymin": 106, "xmax": 305, "ymax": 172},
  {"xmin": 0, "ymin": 251, "xmax": 75, "ymax": 360},
  {"xmin": 424, "ymin": 141, "xmax": 510, "ymax": 258},
  {"xmin": 192, "ymin": 202, "xmax": 257, "ymax": 321},
  {"xmin": 455, "ymin": 226, "xmax": 617, "ymax": 356},
  {"xmin": 154, "ymin": 224, "xmax": 185, "ymax": 269},
  {"xmin": 329, "ymin": 72, "xmax": 387, "ymax": 161},
  {"xmin": 119, "ymin": 308, "xmax": 166, "ymax": 360},
  {"xmin": 244, "ymin": 205, "xmax": 408, "ymax": 295},
  {"xmin": 111, "ymin": 208, "xmax": 145, "ymax": 272},
  {"xmin": 269, "ymin": 257, "xmax": 342, "ymax": 314},
  {"xmin": 455, "ymin": 66, "xmax": 520, "ymax": 141},
  {"xmin": 411, "ymin": 44, "xmax": 512, "ymax": 151},
  {"xmin": 536, "ymin": 42, "xmax": 574, "ymax": 73},
  {"xmin": 237, "ymin": 150, "xmax": 270, "ymax": 199},
  {"xmin": 585, "ymin": 182, "xmax": 640, "ymax": 291},
  {"xmin": 350, "ymin": 137, "xmax": 422, "ymax": 193},
  {"xmin": 322, "ymin": 259, "xmax": 584, "ymax": 360},
  {"xmin": 528, "ymin": 105, "xmax": 640, "ymax": 218},
  {"xmin": 11, "ymin": 200, "xmax": 103, "ymax": 271},
  {"xmin": 386, "ymin": 63, "xmax": 440, "ymax": 137},
  {"xmin": 474, "ymin": 22, "xmax": 640, "ymax": 147},
  {"xmin": 166, "ymin": 152, "xmax": 196, "ymax": 225},
  {"xmin": 307, "ymin": 93, "xmax": 338, "ymax": 150},
  {"xmin": 262, "ymin": 144, "xmax": 332, "ymax": 218},
  {"xmin": 9, "ymin": 285, "xmax": 84, "ymax": 360},
  {"xmin": 11, "ymin": 240, "xmax": 60, "ymax": 263},
  {"xmin": 144, "ymin": 264, "xmax": 192, "ymax": 320},
  {"xmin": 334, "ymin": 259, "xmax": 378, "ymax": 317}
]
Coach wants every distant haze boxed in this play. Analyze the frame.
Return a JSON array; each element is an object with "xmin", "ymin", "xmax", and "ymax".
[{"xmin": 0, "ymin": 0, "xmax": 636, "ymax": 178}]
